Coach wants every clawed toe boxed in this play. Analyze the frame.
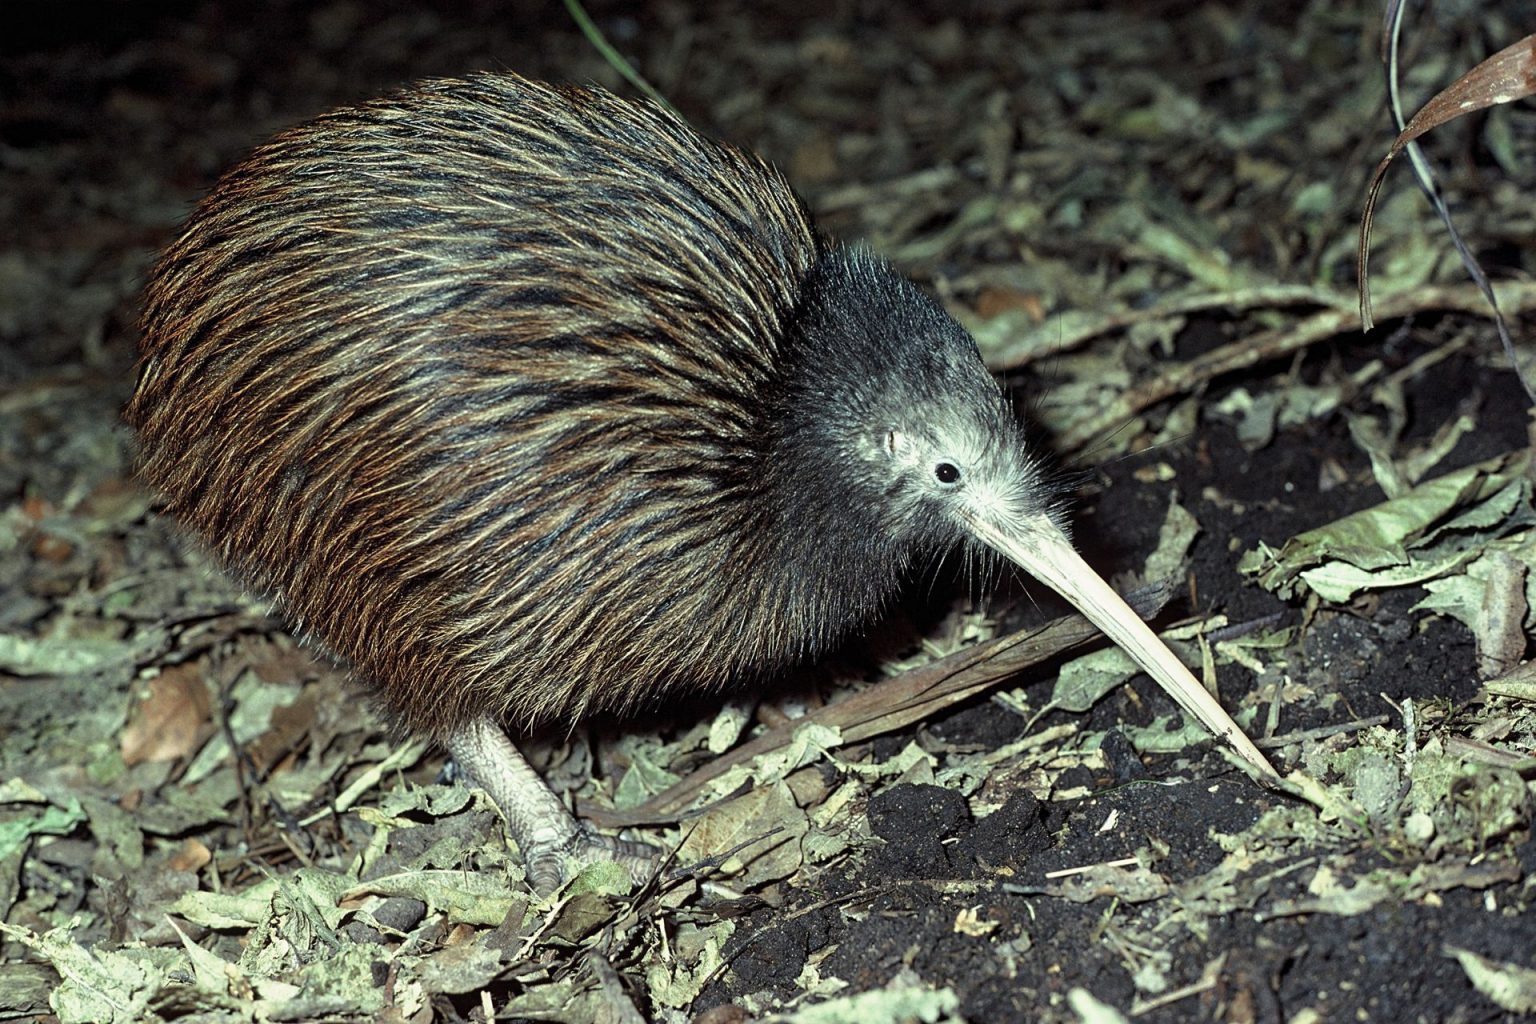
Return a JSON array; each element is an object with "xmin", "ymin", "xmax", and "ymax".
[{"xmin": 524, "ymin": 825, "xmax": 661, "ymax": 895}]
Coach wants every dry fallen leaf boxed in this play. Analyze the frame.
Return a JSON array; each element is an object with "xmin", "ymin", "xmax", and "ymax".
[
  {"xmin": 121, "ymin": 663, "xmax": 212, "ymax": 766},
  {"xmin": 1358, "ymin": 33, "xmax": 1536, "ymax": 328},
  {"xmin": 167, "ymin": 838, "xmax": 212, "ymax": 873}
]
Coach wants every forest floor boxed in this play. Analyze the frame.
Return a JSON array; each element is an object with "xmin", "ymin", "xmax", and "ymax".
[{"xmin": 2, "ymin": 2, "xmax": 1535, "ymax": 1022}]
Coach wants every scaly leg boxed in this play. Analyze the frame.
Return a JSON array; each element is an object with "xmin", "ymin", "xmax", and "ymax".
[{"xmin": 444, "ymin": 716, "xmax": 656, "ymax": 894}]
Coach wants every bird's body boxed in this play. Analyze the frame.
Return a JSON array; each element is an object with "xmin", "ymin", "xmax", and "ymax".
[
  {"xmin": 129, "ymin": 73, "xmax": 1270, "ymax": 889},
  {"xmin": 129, "ymin": 74, "xmax": 1030, "ymax": 737}
]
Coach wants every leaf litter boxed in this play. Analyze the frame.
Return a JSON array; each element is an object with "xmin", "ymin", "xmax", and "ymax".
[{"xmin": 2, "ymin": 1, "xmax": 1535, "ymax": 1022}]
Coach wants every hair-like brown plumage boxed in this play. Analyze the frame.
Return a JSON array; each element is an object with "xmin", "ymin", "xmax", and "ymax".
[
  {"xmin": 128, "ymin": 73, "xmax": 1021, "ymax": 740},
  {"xmin": 129, "ymin": 71, "xmax": 1274, "ymax": 886}
]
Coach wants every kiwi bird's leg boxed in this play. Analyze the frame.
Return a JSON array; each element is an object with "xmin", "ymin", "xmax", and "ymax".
[{"xmin": 444, "ymin": 717, "xmax": 655, "ymax": 894}]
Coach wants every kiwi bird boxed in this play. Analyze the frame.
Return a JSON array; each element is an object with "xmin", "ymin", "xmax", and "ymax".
[{"xmin": 127, "ymin": 72, "xmax": 1272, "ymax": 892}]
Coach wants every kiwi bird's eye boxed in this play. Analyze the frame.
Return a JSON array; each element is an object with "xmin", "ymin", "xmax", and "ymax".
[
  {"xmin": 934, "ymin": 462, "xmax": 962, "ymax": 485},
  {"xmin": 885, "ymin": 429, "xmax": 899, "ymax": 455}
]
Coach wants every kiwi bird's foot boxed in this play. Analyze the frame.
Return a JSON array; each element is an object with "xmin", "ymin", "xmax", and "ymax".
[
  {"xmin": 534, "ymin": 825, "xmax": 660, "ymax": 895},
  {"xmin": 444, "ymin": 717, "xmax": 657, "ymax": 895}
]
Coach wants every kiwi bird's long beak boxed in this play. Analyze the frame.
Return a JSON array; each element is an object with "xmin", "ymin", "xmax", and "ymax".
[{"xmin": 964, "ymin": 511, "xmax": 1277, "ymax": 779}]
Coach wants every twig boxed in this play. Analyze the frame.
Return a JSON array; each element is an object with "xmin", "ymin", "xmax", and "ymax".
[
  {"xmin": 1056, "ymin": 281, "xmax": 1536, "ymax": 454},
  {"xmin": 1252, "ymin": 715, "xmax": 1390, "ymax": 749},
  {"xmin": 584, "ymin": 603, "xmax": 1143, "ymax": 827},
  {"xmin": 989, "ymin": 284, "xmax": 1351, "ymax": 371}
]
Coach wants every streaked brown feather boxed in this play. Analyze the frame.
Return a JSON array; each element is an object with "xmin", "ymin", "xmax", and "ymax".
[{"xmin": 127, "ymin": 73, "xmax": 929, "ymax": 737}]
